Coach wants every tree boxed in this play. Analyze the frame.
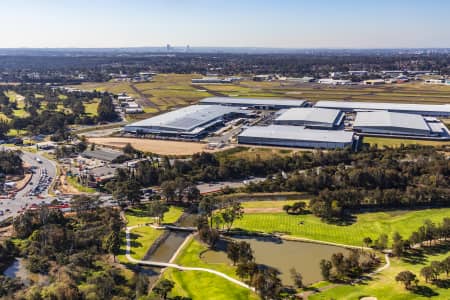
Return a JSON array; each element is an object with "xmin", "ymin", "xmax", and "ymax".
[
  {"xmin": 395, "ymin": 271, "xmax": 416, "ymax": 290},
  {"xmin": 291, "ymin": 201, "xmax": 307, "ymax": 214},
  {"xmin": 375, "ymin": 233, "xmax": 388, "ymax": 250},
  {"xmin": 148, "ymin": 201, "xmax": 169, "ymax": 225},
  {"xmin": 220, "ymin": 201, "xmax": 244, "ymax": 232},
  {"xmin": 282, "ymin": 204, "xmax": 291, "ymax": 214},
  {"xmin": 0, "ymin": 120, "xmax": 10, "ymax": 139},
  {"xmin": 290, "ymin": 267, "xmax": 303, "ymax": 288},
  {"xmin": 102, "ymin": 231, "xmax": 120, "ymax": 262},
  {"xmin": 320, "ymin": 259, "xmax": 332, "ymax": 281},
  {"xmin": 161, "ymin": 180, "xmax": 177, "ymax": 202},
  {"xmin": 153, "ymin": 279, "xmax": 174, "ymax": 300},
  {"xmin": 112, "ymin": 177, "xmax": 141, "ymax": 206},
  {"xmin": 185, "ymin": 184, "xmax": 200, "ymax": 203},
  {"xmin": 97, "ymin": 96, "xmax": 118, "ymax": 122},
  {"xmin": 441, "ymin": 256, "xmax": 450, "ymax": 277},
  {"xmin": 252, "ymin": 268, "xmax": 282, "ymax": 299},
  {"xmin": 238, "ymin": 241, "xmax": 254, "ymax": 264},
  {"xmin": 134, "ymin": 273, "xmax": 149, "ymax": 298},
  {"xmin": 227, "ymin": 241, "xmax": 240, "ymax": 265},
  {"xmin": 199, "ymin": 196, "xmax": 215, "ymax": 227},
  {"xmin": 421, "ymin": 266, "xmax": 434, "ymax": 283},
  {"xmin": 392, "ymin": 232, "xmax": 405, "ymax": 257},
  {"xmin": 363, "ymin": 237, "xmax": 373, "ymax": 248},
  {"xmin": 430, "ymin": 261, "xmax": 443, "ymax": 279}
]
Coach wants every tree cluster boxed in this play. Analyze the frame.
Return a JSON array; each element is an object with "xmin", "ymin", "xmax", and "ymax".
[{"xmin": 320, "ymin": 250, "xmax": 380, "ymax": 282}]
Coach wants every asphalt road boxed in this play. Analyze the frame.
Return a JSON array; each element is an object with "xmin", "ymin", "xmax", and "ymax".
[{"xmin": 0, "ymin": 151, "xmax": 57, "ymax": 222}]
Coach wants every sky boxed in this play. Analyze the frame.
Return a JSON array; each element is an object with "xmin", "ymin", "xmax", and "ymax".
[{"xmin": 0, "ymin": 0, "xmax": 449, "ymax": 49}]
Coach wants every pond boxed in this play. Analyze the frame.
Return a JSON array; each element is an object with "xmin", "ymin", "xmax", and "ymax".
[
  {"xmin": 202, "ymin": 235, "xmax": 351, "ymax": 286},
  {"xmin": 3, "ymin": 258, "xmax": 48, "ymax": 286}
]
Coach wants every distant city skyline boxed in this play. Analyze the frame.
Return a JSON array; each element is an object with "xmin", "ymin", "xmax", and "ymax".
[{"xmin": 1, "ymin": 0, "xmax": 449, "ymax": 48}]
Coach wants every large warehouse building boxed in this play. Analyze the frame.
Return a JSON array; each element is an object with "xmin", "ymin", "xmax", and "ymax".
[
  {"xmin": 123, "ymin": 105, "xmax": 245, "ymax": 138},
  {"xmin": 353, "ymin": 111, "xmax": 450, "ymax": 138},
  {"xmin": 314, "ymin": 101, "xmax": 450, "ymax": 117},
  {"xmin": 200, "ymin": 97, "xmax": 307, "ymax": 109},
  {"xmin": 238, "ymin": 125, "xmax": 356, "ymax": 149},
  {"xmin": 274, "ymin": 107, "xmax": 344, "ymax": 129}
]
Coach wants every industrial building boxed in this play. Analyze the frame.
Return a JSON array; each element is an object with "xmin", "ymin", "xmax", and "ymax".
[
  {"xmin": 199, "ymin": 97, "xmax": 307, "ymax": 109},
  {"xmin": 274, "ymin": 108, "xmax": 344, "ymax": 129},
  {"xmin": 314, "ymin": 101, "xmax": 450, "ymax": 117},
  {"xmin": 123, "ymin": 105, "xmax": 245, "ymax": 138},
  {"xmin": 238, "ymin": 125, "xmax": 356, "ymax": 149},
  {"xmin": 353, "ymin": 111, "xmax": 450, "ymax": 138}
]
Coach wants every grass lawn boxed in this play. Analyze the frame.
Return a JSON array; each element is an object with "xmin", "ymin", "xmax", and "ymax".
[
  {"xmin": 124, "ymin": 205, "xmax": 184, "ymax": 227},
  {"xmin": 234, "ymin": 207, "xmax": 450, "ymax": 247},
  {"xmin": 364, "ymin": 136, "xmax": 450, "ymax": 148},
  {"xmin": 162, "ymin": 237, "xmax": 259, "ymax": 300},
  {"xmin": 66, "ymin": 176, "xmax": 96, "ymax": 193},
  {"xmin": 117, "ymin": 206, "xmax": 184, "ymax": 263},
  {"xmin": 83, "ymin": 99, "xmax": 99, "ymax": 116},
  {"xmin": 310, "ymin": 243, "xmax": 450, "ymax": 300}
]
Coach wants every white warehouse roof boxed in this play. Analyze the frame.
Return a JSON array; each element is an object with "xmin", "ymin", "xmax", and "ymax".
[
  {"xmin": 314, "ymin": 101, "xmax": 450, "ymax": 116},
  {"xmin": 200, "ymin": 97, "xmax": 306, "ymax": 108},
  {"xmin": 125, "ymin": 105, "xmax": 240, "ymax": 132},
  {"xmin": 353, "ymin": 111, "xmax": 430, "ymax": 132},
  {"xmin": 239, "ymin": 125, "xmax": 354, "ymax": 143},
  {"xmin": 274, "ymin": 107, "xmax": 343, "ymax": 128}
]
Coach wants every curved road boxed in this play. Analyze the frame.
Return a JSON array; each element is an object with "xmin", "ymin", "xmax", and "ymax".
[{"xmin": 125, "ymin": 225, "xmax": 254, "ymax": 291}]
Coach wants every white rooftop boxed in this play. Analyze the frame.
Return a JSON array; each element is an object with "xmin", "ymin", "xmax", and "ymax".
[
  {"xmin": 353, "ymin": 111, "xmax": 430, "ymax": 131},
  {"xmin": 275, "ymin": 107, "xmax": 342, "ymax": 125},
  {"xmin": 126, "ymin": 105, "xmax": 240, "ymax": 131},
  {"xmin": 239, "ymin": 125, "xmax": 354, "ymax": 143},
  {"xmin": 315, "ymin": 101, "xmax": 450, "ymax": 114}
]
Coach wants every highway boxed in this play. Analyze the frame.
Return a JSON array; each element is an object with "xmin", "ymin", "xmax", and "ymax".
[{"xmin": 0, "ymin": 150, "xmax": 57, "ymax": 222}]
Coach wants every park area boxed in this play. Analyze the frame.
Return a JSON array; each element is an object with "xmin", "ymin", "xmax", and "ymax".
[
  {"xmin": 118, "ymin": 205, "xmax": 184, "ymax": 262},
  {"xmin": 162, "ymin": 237, "xmax": 259, "ymax": 300},
  {"xmin": 310, "ymin": 242, "xmax": 450, "ymax": 300},
  {"xmin": 233, "ymin": 201, "xmax": 450, "ymax": 247}
]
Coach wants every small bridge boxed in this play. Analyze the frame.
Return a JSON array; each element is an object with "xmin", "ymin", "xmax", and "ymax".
[{"xmin": 150, "ymin": 224, "xmax": 197, "ymax": 232}]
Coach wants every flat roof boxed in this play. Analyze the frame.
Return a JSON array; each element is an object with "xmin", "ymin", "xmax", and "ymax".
[
  {"xmin": 315, "ymin": 101, "xmax": 450, "ymax": 114},
  {"xmin": 239, "ymin": 125, "xmax": 354, "ymax": 143},
  {"xmin": 126, "ymin": 105, "xmax": 240, "ymax": 131},
  {"xmin": 275, "ymin": 107, "xmax": 342, "ymax": 125},
  {"xmin": 353, "ymin": 111, "xmax": 430, "ymax": 131},
  {"xmin": 81, "ymin": 149, "xmax": 122, "ymax": 162},
  {"xmin": 200, "ymin": 97, "xmax": 306, "ymax": 107}
]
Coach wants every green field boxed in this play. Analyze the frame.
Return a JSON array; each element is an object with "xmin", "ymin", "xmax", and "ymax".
[
  {"xmin": 162, "ymin": 237, "xmax": 259, "ymax": 300},
  {"xmin": 364, "ymin": 136, "xmax": 450, "ymax": 148},
  {"xmin": 234, "ymin": 207, "xmax": 450, "ymax": 246},
  {"xmin": 72, "ymin": 74, "xmax": 212, "ymax": 113},
  {"xmin": 83, "ymin": 99, "xmax": 99, "ymax": 116},
  {"xmin": 66, "ymin": 176, "xmax": 96, "ymax": 193},
  {"xmin": 311, "ymin": 245, "xmax": 450, "ymax": 300}
]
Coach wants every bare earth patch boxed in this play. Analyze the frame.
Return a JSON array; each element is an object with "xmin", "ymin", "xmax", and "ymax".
[{"xmin": 87, "ymin": 137, "xmax": 219, "ymax": 156}]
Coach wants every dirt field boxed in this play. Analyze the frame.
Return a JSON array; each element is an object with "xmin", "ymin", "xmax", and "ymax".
[{"xmin": 88, "ymin": 137, "xmax": 216, "ymax": 156}]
